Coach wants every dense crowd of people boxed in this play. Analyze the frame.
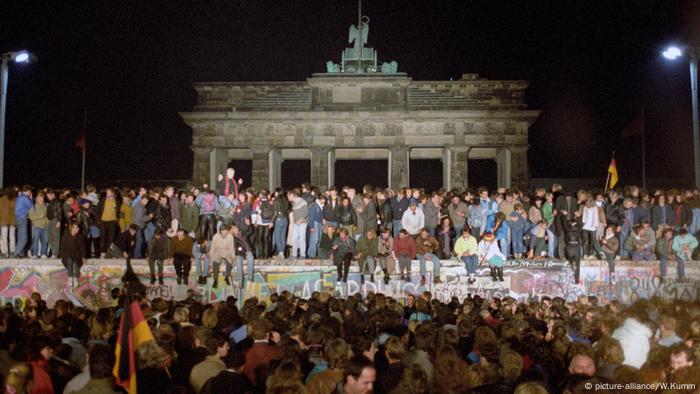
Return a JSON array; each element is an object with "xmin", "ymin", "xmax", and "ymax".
[
  {"xmin": 0, "ymin": 169, "xmax": 699, "ymax": 289},
  {"xmin": 1, "ymin": 285, "xmax": 700, "ymax": 393}
]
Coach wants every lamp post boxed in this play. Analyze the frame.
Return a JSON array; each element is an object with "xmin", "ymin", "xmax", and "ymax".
[
  {"xmin": 663, "ymin": 45, "xmax": 700, "ymax": 188},
  {"xmin": 0, "ymin": 50, "xmax": 35, "ymax": 189}
]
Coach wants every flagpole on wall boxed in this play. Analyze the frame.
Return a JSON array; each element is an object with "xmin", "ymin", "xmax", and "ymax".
[
  {"xmin": 79, "ymin": 109, "xmax": 86, "ymax": 191},
  {"xmin": 641, "ymin": 107, "xmax": 646, "ymax": 190},
  {"xmin": 81, "ymin": 148, "xmax": 86, "ymax": 192}
]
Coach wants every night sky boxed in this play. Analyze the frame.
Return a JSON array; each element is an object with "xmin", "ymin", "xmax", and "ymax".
[{"xmin": 1, "ymin": 1, "xmax": 698, "ymax": 188}]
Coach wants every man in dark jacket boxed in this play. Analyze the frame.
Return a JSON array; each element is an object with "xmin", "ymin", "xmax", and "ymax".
[
  {"xmin": 271, "ymin": 188, "xmax": 289, "ymax": 259},
  {"xmin": 554, "ymin": 191, "xmax": 578, "ymax": 260},
  {"xmin": 110, "ymin": 224, "xmax": 137, "ymax": 259},
  {"xmin": 46, "ymin": 189, "xmax": 63, "ymax": 258},
  {"xmin": 390, "ymin": 189, "xmax": 410, "ymax": 237},
  {"xmin": 564, "ymin": 218, "xmax": 582, "ymax": 284},
  {"xmin": 332, "ymin": 228, "xmax": 356, "ymax": 283},
  {"xmin": 201, "ymin": 351, "xmax": 254, "ymax": 394},
  {"xmin": 324, "ymin": 187, "xmax": 340, "ymax": 228},
  {"xmin": 232, "ymin": 225, "xmax": 254, "ymax": 288},
  {"xmin": 60, "ymin": 223, "xmax": 86, "ymax": 288},
  {"xmin": 147, "ymin": 228, "xmax": 170, "ymax": 285}
]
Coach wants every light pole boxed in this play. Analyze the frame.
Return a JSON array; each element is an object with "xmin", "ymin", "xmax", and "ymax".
[
  {"xmin": 663, "ymin": 45, "xmax": 700, "ymax": 188},
  {"xmin": 0, "ymin": 50, "xmax": 35, "ymax": 188}
]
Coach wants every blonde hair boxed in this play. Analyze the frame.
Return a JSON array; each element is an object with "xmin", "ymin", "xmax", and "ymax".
[
  {"xmin": 173, "ymin": 307, "xmax": 190, "ymax": 324},
  {"xmin": 201, "ymin": 308, "xmax": 218, "ymax": 329},
  {"xmin": 5, "ymin": 362, "xmax": 32, "ymax": 394}
]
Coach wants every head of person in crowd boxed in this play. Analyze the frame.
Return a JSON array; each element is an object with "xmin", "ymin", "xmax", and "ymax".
[
  {"xmin": 568, "ymin": 353, "xmax": 595, "ymax": 377},
  {"xmin": 670, "ymin": 343, "xmax": 694, "ymax": 372},
  {"xmin": 342, "ymin": 355, "xmax": 376, "ymax": 394}
]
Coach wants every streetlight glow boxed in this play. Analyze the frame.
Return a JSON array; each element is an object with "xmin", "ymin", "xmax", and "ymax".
[
  {"xmin": 12, "ymin": 51, "xmax": 30, "ymax": 63},
  {"xmin": 663, "ymin": 46, "xmax": 683, "ymax": 60}
]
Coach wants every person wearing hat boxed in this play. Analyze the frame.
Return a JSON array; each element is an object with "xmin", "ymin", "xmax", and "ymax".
[{"xmin": 478, "ymin": 232, "xmax": 506, "ymax": 282}]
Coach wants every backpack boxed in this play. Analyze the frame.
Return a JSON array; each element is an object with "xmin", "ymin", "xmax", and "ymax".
[
  {"xmin": 202, "ymin": 193, "xmax": 216, "ymax": 213},
  {"xmin": 261, "ymin": 201, "xmax": 274, "ymax": 220}
]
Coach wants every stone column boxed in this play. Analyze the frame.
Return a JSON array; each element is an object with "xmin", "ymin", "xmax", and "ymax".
[
  {"xmin": 510, "ymin": 146, "xmax": 529, "ymax": 190},
  {"xmin": 311, "ymin": 147, "xmax": 332, "ymax": 190},
  {"xmin": 251, "ymin": 146, "xmax": 271, "ymax": 191},
  {"xmin": 496, "ymin": 147, "xmax": 512, "ymax": 189},
  {"xmin": 389, "ymin": 146, "xmax": 409, "ymax": 189},
  {"xmin": 328, "ymin": 149, "xmax": 336, "ymax": 188},
  {"xmin": 209, "ymin": 148, "xmax": 228, "ymax": 188},
  {"xmin": 192, "ymin": 147, "xmax": 210, "ymax": 186},
  {"xmin": 269, "ymin": 148, "xmax": 282, "ymax": 190},
  {"xmin": 444, "ymin": 147, "xmax": 469, "ymax": 190}
]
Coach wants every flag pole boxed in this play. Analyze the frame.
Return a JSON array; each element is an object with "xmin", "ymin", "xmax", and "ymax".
[
  {"xmin": 641, "ymin": 107, "xmax": 646, "ymax": 189},
  {"xmin": 81, "ymin": 149, "xmax": 86, "ymax": 192}
]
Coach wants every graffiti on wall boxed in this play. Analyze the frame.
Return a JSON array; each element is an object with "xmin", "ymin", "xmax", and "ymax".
[{"xmin": 0, "ymin": 259, "xmax": 698, "ymax": 309}]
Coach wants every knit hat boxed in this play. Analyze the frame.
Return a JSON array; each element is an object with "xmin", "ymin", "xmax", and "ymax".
[
  {"xmin": 482, "ymin": 233, "xmax": 495, "ymax": 242},
  {"xmin": 61, "ymin": 337, "xmax": 87, "ymax": 369},
  {"xmin": 79, "ymin": 198, "xmax": 91, "ymax": 206}
]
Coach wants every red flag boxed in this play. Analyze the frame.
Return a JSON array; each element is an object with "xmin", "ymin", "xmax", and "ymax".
[
  {"xmin": 75, "ymin": 110, "xmax": 87, "ymax": 152},
  {"xmin": 113, "ymin": 295, "xmax": 154, "ymax": 394},
  {"xmin": 620, "ymin": 109, "xmax": 644, "ymax": 140}
]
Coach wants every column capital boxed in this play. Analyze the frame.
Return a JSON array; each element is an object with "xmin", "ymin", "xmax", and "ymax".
[
  {"xmin": 388, "ymin": 145, "xmax": 409, "ymax": 154},
  {"xmin": 310, "ymin": 146, "xmax": 333, "ymax": 154},
  {"xmin": 250, "ymin": 145, "xmax": 272, "ymax": 155}
]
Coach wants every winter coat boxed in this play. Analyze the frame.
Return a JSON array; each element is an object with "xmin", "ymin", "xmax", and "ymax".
[
  {"xmin": 355, "ymin": 235, "xmax": 379, "ymax": 266},
  {"xmin": 612, "ymin": 318, "xmax": 652, "ymax": 369},
  {"xmin": 209, "ymin": 233, "xmax": 235, "ymax": 262},
  {"xmin": 415, "ymin": 234, "xmax": 439, "ymax": 256},
  {"xmin": 28, "ymin": 203, "xmax": 48, "ymax": 229},
  {"xmin": 422, "ymin": 201, "xmax": 440, "ymax": 229},
  {"xmin": 332, "ymin": 236, "xmax": 355, "ymax": 266},
  {"xmin": 390, "ymin": 197, "xmax": 410, "ymax": 222},
  {"xmin": 324, "ymin": 197, "xmax": 340, "ymax": 223},
  {"xmin": 60, "ymin": 232, "xmax": 86, "ymax": 267},
  {"xmin": 393, "ymin": 236, "xmax": 416, "ymax": 258},
  {"xmin": 378, "ymin": 200, "xmax": 393, "ymax": 229},
  {"xmin": 337, "ymin": 205, "xmax": 357, "ymax": 226},
  {"xmin": 272, "ymin": 196, "xmax": 289, "ymax": 222},
  {"xmin": 0, "ymin": 195, "xmax": 15, "ymax": 226},
  {"xmin": 96, "ymin": 195, "xmax": 122, "ymax": 224},
  {"xmin": 14, "ymin": 193, "xmax": 33, "ymax": 221},
  {"xmin": 652, "ymin": 204, "xmax": 674, "ymax": 229},
  {"xmin": 147, "ymin": 235, "xmax": 171, "ymax": 261},
  {"xmin": 447, "ymin": 202, "xmax": 469, "ymax": 227},
  {"xmin": 180, "ymin": 203, "xmax": 199, "ymax": 233},
  {"xmin": 358, "ymin": 199, "xmax": 378, "ymax": 235}
]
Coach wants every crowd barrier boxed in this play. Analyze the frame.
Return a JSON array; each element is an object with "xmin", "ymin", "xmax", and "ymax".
[{"xmin": 0, "ymin": 258, "xmax": 698, "ymax": 309}]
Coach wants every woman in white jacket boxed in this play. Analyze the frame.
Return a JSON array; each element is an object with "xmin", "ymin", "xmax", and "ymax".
[
  {"xmin": 611, "ymin": 316, "xmax": 653, "ymax": 369},
  {"xmin": 478, "ymin": 233, "xmax": 506, "ymax": 282},
  {"xmin": 581, "ymin": 195, "xmax": 600, "ymax": 260}
]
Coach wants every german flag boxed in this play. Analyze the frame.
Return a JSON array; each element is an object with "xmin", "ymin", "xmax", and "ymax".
[
  {"xmin": 113, "ymin": 292, "xmax": 154, "ymax": 394},
  {"xmin": 607, "ymin": 158, "xmax": 619, "ymax": 190}
]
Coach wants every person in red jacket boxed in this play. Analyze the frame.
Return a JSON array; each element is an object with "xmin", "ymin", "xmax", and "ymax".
[
  {"xmin": 243, "ymin": 318, "xmax": 279, "ymax": 389},
  {"xmin": 27, "ymin": 335, "xmax": 55, "ymax": 394},
  {"xmin": 392, "ymin": 229, "xmax": 416, "ymax": 281}
]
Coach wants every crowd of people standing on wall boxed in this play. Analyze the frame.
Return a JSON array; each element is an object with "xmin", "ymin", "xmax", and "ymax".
[
  {"xmin": 1, "ymin": 284, "xmax": 700, "ymax": 393},
  {"xmin": 0, "ymin": 167, "xmax": 698, "ymax": 289}
]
